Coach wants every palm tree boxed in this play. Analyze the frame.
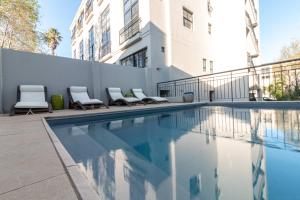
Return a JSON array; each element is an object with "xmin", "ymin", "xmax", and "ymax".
[{"xmin": 43, "ymin": 28, "xmax": 62, "ymax": 55}]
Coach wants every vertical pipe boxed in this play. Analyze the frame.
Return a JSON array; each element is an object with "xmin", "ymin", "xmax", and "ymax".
[{"xmin": 231, "ymin": 72, "xmax": 234, "ymax": 102}]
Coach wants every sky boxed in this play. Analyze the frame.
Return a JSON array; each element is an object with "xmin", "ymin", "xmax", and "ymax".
[
  {"xmin": 260, "ymin": 0, "xmax": 300, "ymax": 62},
  {"xmin": 38, "ymin": 0, "xmax": 81, "ymax": 57},
  {"xmin": 38, "ymin": 0, "xmax": 300, "ymax": 63}
]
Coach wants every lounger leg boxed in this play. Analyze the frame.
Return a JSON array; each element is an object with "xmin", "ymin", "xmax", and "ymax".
[
  {"xmin": 49, "ymin": 104, "xmax": 53, "ymax": 113},
  {"xmin": 26, "ymin": 109, "xmax": 34, "ymax": 115},
  {"xmin": 10, "ymin": 106, "xmax": 15, "ymax": 116}
]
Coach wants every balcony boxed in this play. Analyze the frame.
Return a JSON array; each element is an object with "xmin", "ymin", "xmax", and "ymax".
[
  {"xmin": 119, "ymin": 17, "xmax": 141, "ymax": 45},
  {"xmin": 85, "ymin": 0, "xmax": 93, "ymax": 21},
  {"xmin": 100, "ymin": 42, "xmax": 111, "ymax": 60},
  {"xmin": 247, "ymin": 0, "xmax": 258, "ymax": 24},
  {"xmin": 246, "ymin": 12, "xmax": 259, "ymax": 54}
]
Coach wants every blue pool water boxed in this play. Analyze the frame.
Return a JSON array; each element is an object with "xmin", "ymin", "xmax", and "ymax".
[{"xmin": 50, "ymin": 106, "xmax": 300, "ymax": 200}]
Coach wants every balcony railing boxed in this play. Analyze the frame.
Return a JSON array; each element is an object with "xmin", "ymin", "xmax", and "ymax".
[
  {"xmin": 249, "ymin": 0, "xmax": 258, "ymax": 23},
  {"xmin": 85, "ymin": 0, "xmax": 93, "ymax": 19},
  {"xmin": 246, "ymin": 12, "xmax": 259, "ymax": 54},
  {"xmin": 100, "ymin": 42, "xmax": 111, "ymax": 59},
  {"xmin": 157, "ymin": 58, "xmax": 300, "ymax": 102},
  {"xmin": 119, "ymin": 17, "xmax": 141, "ymax": 45}
]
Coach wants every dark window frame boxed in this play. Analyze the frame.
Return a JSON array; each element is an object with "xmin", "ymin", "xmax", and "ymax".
[
  {"xmin": 79, "ymin": 40, "xmax": 84, "ymax": 60},
  {"xmin": 120, "ymin": 48, "xmax": 147, "ymax": 68},
  {"xmin": 183, "ymin": 7, "xmax": 193, "ymax": 29},
  {"xmin": 210, "ymin": 60, "xmax": 213, "ymax": 73},
  {"xmin": 203, "ymin": 58, "xmax": 207, "ymax": 72},
  {"xmin": 123, "ymin": 0, "xmax": 139, "ymax": 25},
  {"xmin": 88, "ymin": 26, "xmax": 95, "ymax": 61},
  {"xmin": 100, "ymin": 5, "xmax": 111, "ymax": 58}
]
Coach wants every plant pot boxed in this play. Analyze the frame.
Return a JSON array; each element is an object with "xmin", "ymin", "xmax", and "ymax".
[
  {"xmin": 51, "ymin": 95, "xmax": 64, "ymax": 110},
  {"xmin": 183, "ymin": 92, "xmax": 194, "ymax": 103}
]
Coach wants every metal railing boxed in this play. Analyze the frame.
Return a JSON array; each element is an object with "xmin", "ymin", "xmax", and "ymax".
[
  {"xmin": 100, "ymin": 42, "xmax": 111, "ymax": 59},
  {"xmin": 119, "ymin": 17, "xmax": 141, "ymax": 44},
  {"xmin": 157, "ymin": 58, "xmax": 300, "ymax": 102}
]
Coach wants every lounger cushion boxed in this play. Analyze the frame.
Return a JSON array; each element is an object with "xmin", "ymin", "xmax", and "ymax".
[
  {"xmin": 70, "ymin": 86, "xmax": 102, "ymax": 105},
  {"xmin": 124, "ymin": 97, "xmax": 141, "ymax": 103},
  {"xmin": 148, "ymin": 97, "xmax": 168, "ymax": 102},
  {"xmin": 132, "ymin": 88, "xmax": 168, "ymax": 102},
  {"xmin": 132, "ymin": 88, "xmax": 147, "ymax": 100},
  {"xmin": 15, "ymin": 101, "xmax": 49, "ymax": 109},
  {"xmin": 80, "ymin": 99, "xmax": 103, "ymax": 105},
  {"xmin": 20, "ymin": 85, "xmax": 46, "ymax": 102},
  {"xmin": 107, "ymin": 88, "xmax": 125, "ymax": 100}
]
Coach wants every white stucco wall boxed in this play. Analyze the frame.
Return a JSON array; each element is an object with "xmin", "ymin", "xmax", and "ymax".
[{"xmin": 70, "ymin": 0, "xmax": 260, "ymax": 79}]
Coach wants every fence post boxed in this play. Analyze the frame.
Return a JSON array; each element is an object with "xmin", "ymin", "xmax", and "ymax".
[
  {"xmin": 174, "ymin": 81, "xmax": 177, "ymax": 96},
  {"xmin": 157, "ymin": 83, "xmax": 159, "ymax": 96},
  {"xmin": 198, "ymin": 78, "xmax": 200, "ymax": 102},
  {"xmin": 231, "ymin": 72, "xmax": 234, "ymax": 102},
  {"xmin": 280, "ymin": 65, "xmax": 284, "ymax": 97},
  {"xmin": 295, "ymin": 69, "xmax": 299, "ymax": 97}
]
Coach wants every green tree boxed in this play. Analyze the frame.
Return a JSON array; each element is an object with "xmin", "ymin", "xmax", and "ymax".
[
  {"xmin": 43, "ymin": 28, "xmax": 62, "ymax": 55},
  {"xmin": 0, "ymin": 0, "xmax": 39, "ymax": 52},
  {"xmin": 280, "ymin": 39, "xmax": 300, "ymax": 60}
]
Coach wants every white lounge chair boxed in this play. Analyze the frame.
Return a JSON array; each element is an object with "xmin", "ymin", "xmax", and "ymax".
[
  {"xmin": 68, "ymin": 86, "xmax": 108, "ymax": 110},
  {"xmin": 131, "ymin": 88, "xmax": 168, "ymax": 104},
  {"xmin": 11, "ymin": 85, "xmax": 52, "ymax": 115},
  {"xmin": 106, "ymin": 87, "xmax": 142, "ymax": 106}
]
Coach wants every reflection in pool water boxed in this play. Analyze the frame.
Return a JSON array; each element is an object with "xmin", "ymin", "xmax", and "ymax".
[{"xmin": 51, "ymin": 106, "xmax": 300, "ymax": 200}]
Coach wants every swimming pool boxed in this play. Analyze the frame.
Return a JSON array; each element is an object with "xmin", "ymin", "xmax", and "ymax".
[{"xmin": 49, "ymin": 106, "xmax": 300, "ymax": 200}]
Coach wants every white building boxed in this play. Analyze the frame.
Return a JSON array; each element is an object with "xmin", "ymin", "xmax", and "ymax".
[{"xmin": 70, "ymin": 0, "xmax": 260, "ymax": 78}]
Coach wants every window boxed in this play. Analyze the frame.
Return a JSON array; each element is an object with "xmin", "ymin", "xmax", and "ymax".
[
  {"xmin": 210, "ymin": 61, "xmax": 213, "ymax": 73},
  {"xmin": 203, "ymin": 59, "xmax": 207, "ymax": 72},
  {"xmin": 208, "ymin": 23, "xmax": 212, "ymax": 34},
  {"xmin": 262, "ymin": 67, "xmax": 270, "ymax": 79},
  {"xmin": 78, "ymin": 11, "xmax": 84, "ymax": 29},
  {"xmin": 79, "ymin": 40, "xmax": 84, "ymax": 60},
  {"xmin": 88, "ymin": 26, "xmax": 94, "ymax": 61},
  {"xmin": 183, "ymin": 7, "xmax": 193, "ymax": 29},
  {"xmin": 120, "ymin": 48, "xmax": 147, "ymax": 68},
  {"xmin": 71, "ymin": 26, "xmax": 76, "ymax": 40},
  {"xmin": 124, "ymin": 0, "xmax": 139, "ymax": 25},
  {"xmin": 100, "ymin": 6, "xmax": 111, "ymax": 58},
  {"xmin": 207, "ymin": 0, "xmax": 213, "ymax": 14}
]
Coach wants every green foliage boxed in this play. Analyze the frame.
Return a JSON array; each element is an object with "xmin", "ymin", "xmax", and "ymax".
[
  {"xmin": 268, "ymin": 75, "xmax": 300, "ymax": 100},
  {"xmin": 123, "ymin": 91, "xmax": 134, "ymax": 97},
  {"xmin": 43, "ymin": 28, "xmax": 62, "ymax": 55},
  {"xmin": 0, "ymin": 0, "xmax": 40, "ymax": 52},
  {"xmin": 280, "ymin": 40, "xmax": 300, "ymax": 60}
]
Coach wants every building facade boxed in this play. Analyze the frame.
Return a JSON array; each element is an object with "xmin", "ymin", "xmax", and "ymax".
[{"xmin": 70, "ymin": 0, "xmax": 260, "ymax": 77}]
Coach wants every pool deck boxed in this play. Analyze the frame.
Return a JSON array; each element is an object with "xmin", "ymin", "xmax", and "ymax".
[
  {"xmin": 0, "ymin": 103, "xmax": 200, "ymax": 200},
  {"xmin": 1, "ymin": 101, "xmax": 300, "ymax": 200}
]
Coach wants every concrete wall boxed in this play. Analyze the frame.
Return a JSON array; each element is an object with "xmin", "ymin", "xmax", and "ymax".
[{"xmin": 0, "ymin": 49, "xmax": 164, "ymax": 113}]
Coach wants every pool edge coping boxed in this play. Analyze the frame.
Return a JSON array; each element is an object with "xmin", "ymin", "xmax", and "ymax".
[{"xmin": 42, "ymin": 118, "xmax": 102, "ymax": 200}]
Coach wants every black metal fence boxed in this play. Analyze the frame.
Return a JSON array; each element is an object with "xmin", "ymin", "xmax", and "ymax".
[{"xmin": 157, "ymin": 58, "xmax": 300, "ymax": 102}]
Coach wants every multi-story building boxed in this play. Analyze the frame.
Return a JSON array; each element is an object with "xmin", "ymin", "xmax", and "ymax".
[{"xmin": 70, "ymin": 0, "xmax": 260, "ymax": 77}]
